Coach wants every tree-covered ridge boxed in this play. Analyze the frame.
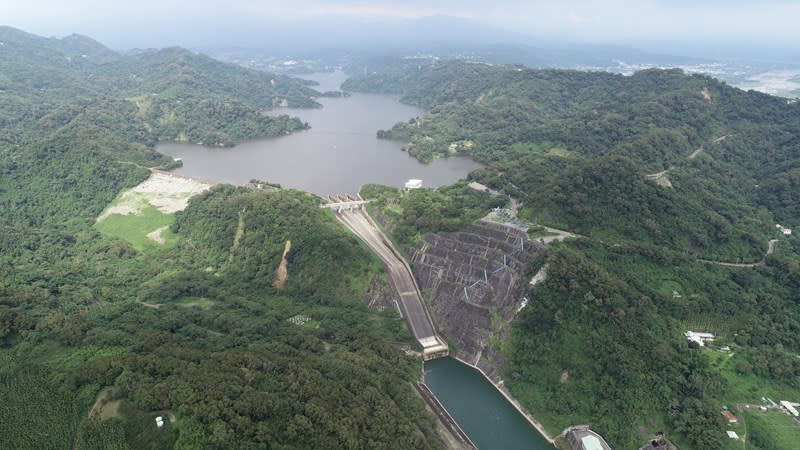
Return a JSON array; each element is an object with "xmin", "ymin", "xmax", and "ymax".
[
  {"xmin": 0, "ymin": 26, "xmax": 317, "ymax": 147},
  {"xmin": 134, "ymin": 96, "xmax": 307, "ymax": 147},
  {"xmin": 509, "ymin": 245, "xmax": 727, "ymax": 450},
  {"xmin": 346, "ymin": 61, "xmax": 800, "ymax": 253},
  {"xmin": 345, "ymin": 61, "xmax": 798, "ymax": 170},
  {"xmin": 1, "ymin": 187, "xmax": 442, "ymax": 449},
  {"xmin": 508, "ymin": 235, "xmax": 800, "ymax": 450},
  {"xmin": 0, "ymin": 26, "xmax": 319, "ymax": 107},
  {"xmin": 472, "ymin": 154, "xmax": 768, "ymax": 262},
  {"xmin": 347, "ymin": 60, "xmax": 800, "ymax": 449},
  {"xmin": 0, "ymin": 27, "xmax": 446, "ymax": 449}
]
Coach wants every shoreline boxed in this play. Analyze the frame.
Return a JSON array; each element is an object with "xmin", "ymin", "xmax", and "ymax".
[
  {"xmin": 149, "ymin": 168, "xmax": 219, "ymax": 187},
  {"xmin": 450, "ymin": 355, "xmax": 558, "ymax": 447}
]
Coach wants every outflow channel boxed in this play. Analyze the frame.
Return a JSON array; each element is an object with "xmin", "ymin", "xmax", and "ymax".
[
  {"xmin": 329, "ymin": 199, "xmax": 555, "ymax": 449},
  {"xmin": 425, "ymin": 358, "xmax": 555, "ymax": 450}
]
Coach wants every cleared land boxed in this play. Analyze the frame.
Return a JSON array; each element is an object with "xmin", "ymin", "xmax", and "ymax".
[
  {"xmin": 95, "ymin": 172, "xmax": 213, "ymax": 250},
  {"xmin": 743, "ymin": 408, "xmax": 800, "ymax": 450}
]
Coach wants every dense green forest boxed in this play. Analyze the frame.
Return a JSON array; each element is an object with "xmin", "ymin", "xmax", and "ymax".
[
  {"xmin": 360, "ymin": 181, "xmax": 505, "ymax": 248},
  {"xmin": 345, "ymin": 61, "xmax": 800, "ymax": 260},
  {"xmin": 347, "ymin": 61, "xmax": 800, "ymax": 449},
  {"xmin": 1, "ymin": 186, "xmax": 442, "ymax": 449},
  {"xmin": 0, "ymin": 26, "xmax": 317, "ymax": 148},
  {"xmin": 0, "ymin": 28, "xmax": 444, "ymax": 449},
  {"xmin": 5, "ymin": 22, "xmax": 800, "ymax": 449}
]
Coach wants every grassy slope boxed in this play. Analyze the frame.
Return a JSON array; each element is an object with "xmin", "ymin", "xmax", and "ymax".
[
  {"xmin": 95, "ymin": 205, "xmax": 176, "ymax": 251},
  {"xmin": 743, "ymin": 409, "xmax": 800, "ymax": 450}
]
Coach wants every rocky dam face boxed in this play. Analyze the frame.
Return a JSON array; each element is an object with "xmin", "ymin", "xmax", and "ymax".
[{"xmin": 410, "ymin": 220, "xmax": 546, "ymax": 379}]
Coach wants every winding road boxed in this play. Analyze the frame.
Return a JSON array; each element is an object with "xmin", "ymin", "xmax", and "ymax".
[
  {"xmin": 698, "ymin": 238, "xmax": 779, "ymax": 268},
  {"xmin": 646, "ymin": 135, "xmax": 730, "ymax": 185}
]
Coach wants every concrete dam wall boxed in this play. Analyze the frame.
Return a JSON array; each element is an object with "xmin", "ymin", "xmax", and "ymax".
[{"xmin": 410, "ymin": 220, "xmax": 546, "ymax": 379}]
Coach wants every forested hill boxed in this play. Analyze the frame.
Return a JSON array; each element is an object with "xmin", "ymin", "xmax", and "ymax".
[
  {"xmin": 0, "ymin": 25, "xmax": 318, "ymax": 147},
  {"xmin": 344, "ymin": 62, "xmax": 800, "ymax": 256},
  {"xmin": 1, "ymin": 28, "xmax": 447, "ymax": 449},
  {"xmin": 0, "ymin": 25, "xmax": 319, "ymax": 107},
  {"xmin": 344, "ymin": 61, "xmax": 799, "ymax": 169},
  {"xmin": 347, "ymin": 61, "xmax": 800, "ymax": 449}
]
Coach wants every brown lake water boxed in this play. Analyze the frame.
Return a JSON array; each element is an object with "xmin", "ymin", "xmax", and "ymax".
[
  {"xmin": 158, "ymin": 71, "xmax": 552, "ymax": 449},
  {"xmin": 157, "ymin": 71, "xmax": 483, "ymax": 195}
]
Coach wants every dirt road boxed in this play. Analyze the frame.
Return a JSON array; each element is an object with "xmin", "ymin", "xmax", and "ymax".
[{"xmin": 698, "ymin": 238, "xmax": 778, "ymax": 268}]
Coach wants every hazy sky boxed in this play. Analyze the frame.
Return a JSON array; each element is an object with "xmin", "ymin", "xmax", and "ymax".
[{"xmin": 2, "ymin": 0, "xmax": 799, "ymax": 50}]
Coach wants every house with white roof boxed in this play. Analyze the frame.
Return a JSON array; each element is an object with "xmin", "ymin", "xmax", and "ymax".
[{"xmin": 685, "ymin": 331, "xmax": 715, "ymax": 347}]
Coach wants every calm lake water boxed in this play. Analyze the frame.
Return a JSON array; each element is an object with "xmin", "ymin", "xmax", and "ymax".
[
  {"xmin": 159, "ymin": 72, "xmax": 545, "ymax": 448},
  {"xmin": 425, "ymin": 358, "xmax": 554, "ymax": 450},
  {"xmin": 157, "ymin": 71, "xmax": 483, "ymax": 195}
]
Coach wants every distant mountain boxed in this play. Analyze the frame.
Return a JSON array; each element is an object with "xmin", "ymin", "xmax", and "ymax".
[
  {"xmin": 0, "ymin": 26, "xmax": 320, "ymax": 108},
  {"xmin": 0, "ymin": 26, "xmax": 323, "ymax": 148},
  {"xmin": 204, "ymin": 39, "xmax": 706, "ymax": 78}
]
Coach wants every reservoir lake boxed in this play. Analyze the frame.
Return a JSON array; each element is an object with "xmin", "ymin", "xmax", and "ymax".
[
  {"xmin": 159, "ymin": 71, "xmax": 552, "ymax": 449},
  {"xmin": 157, "ymin": 71, "xmax": 483, "ymax": 195}
]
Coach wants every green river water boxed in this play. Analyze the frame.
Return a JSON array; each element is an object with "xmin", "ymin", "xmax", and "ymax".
[{"xmin": 424, "ymin": 357, "xmax": 555, "ymax": 450}]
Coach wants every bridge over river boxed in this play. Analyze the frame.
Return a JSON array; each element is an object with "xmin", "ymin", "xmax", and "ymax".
[{"xmin": 322, "ymin": 195, "xmax": 449, "ymax": 360}]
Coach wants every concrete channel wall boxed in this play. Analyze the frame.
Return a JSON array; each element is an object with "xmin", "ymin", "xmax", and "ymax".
[{"xmin": 330, "ymin": 204, "xmax": 449, "ymax": 358}]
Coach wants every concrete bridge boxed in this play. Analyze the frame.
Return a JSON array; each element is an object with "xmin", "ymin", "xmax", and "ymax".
[
  {"xmin": 321, "ymin": 193, "xmax": 370, "ymax": 213},
  {"xmin": 323, "ymin": 195, "xmax": 449, "ymax": 360}
]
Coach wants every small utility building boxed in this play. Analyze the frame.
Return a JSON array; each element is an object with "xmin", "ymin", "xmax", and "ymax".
[
  {"xmin": 780, "ymin": 401, "xmax": 800, "ymax": 417},
  {"xmin": 776, "ymin": 224, "xmax": 793, "ymax": 235},
  {"xmin": 405, "ymin": 179, "xmax": 423, "ymax": 190},
  {"xmin": 722, "ymin": 410, "xmax": 738, "ymax": 423}
]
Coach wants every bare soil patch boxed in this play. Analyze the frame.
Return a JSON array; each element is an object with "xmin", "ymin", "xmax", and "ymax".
[
  {"xmin": 273, "ymin": 240, "xmax": 292, "ymax": 289},
  {"xmin": 146, "ymin": 226, "xmax": 169, "ymax": 244},
  {"xmin": 88, "ymin": 387, "xmax": 121, "ymax": 420},
  {"xmin": 97, "ymin": 172, "xmax": 213, "ymax": 221}
]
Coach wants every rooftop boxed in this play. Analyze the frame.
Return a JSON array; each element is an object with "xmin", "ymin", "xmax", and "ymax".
[
  {"xmin": 581, "ymin": 436, "xmax": 604, "ymax": 450},
  {"xmin": 405, "ymin": 179, "xmax": 423, "ymax": 189}
]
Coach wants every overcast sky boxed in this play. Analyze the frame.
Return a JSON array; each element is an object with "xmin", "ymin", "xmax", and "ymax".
[{"xmin": 2, "ymin": 0, "xmax": 799, "ymax": 51}]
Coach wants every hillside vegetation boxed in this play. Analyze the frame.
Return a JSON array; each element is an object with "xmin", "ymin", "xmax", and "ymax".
[
  {"xmin": 0, "ymin": 28, "xmax": 443, "ymax": 449},
  {"xmin": 347, "ymin": 61, "xmax": 800, "ymax": 449},
  {"xmin": 0, "ymin": 26, "xmax": 315, "ymax": 148}
]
